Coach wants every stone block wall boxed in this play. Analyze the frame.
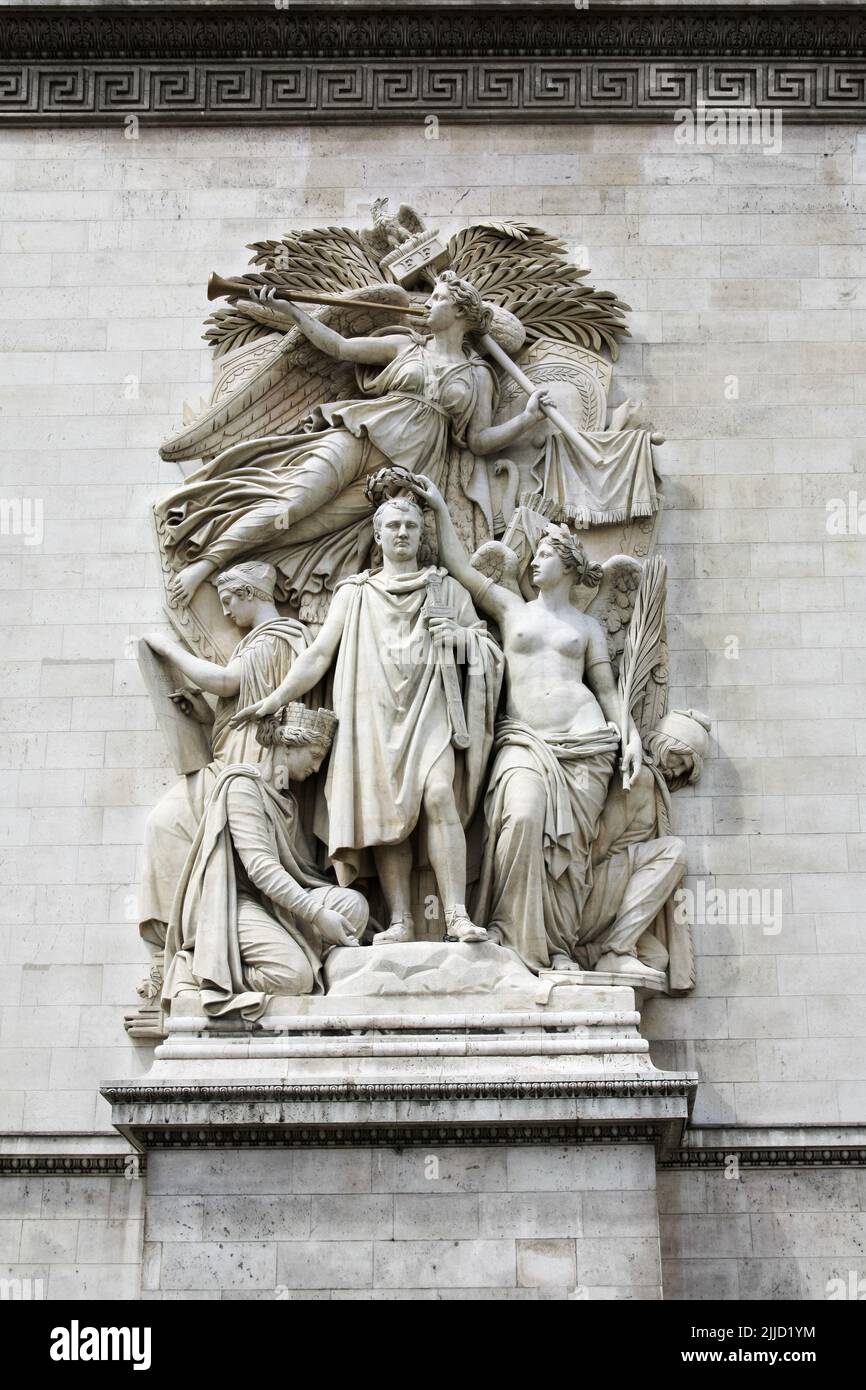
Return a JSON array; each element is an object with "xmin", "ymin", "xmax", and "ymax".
[
  {"xmin": 659, "ymin": 1165, "xmax": 866, "ymax": 1301},
  {"xmin": 0, "ymin": 119, "xmax": 863, "ymax": 1141},
  {"xmin": 140, "ymin": 1144, "xmax": 660, "ymax": 1300},
  {"xmin": 0, "ymin": 1171, "xmax": 144, "ymax": 1300}
]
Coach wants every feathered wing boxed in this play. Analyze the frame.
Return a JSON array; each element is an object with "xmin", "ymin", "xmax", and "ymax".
[
  {"xmin": 160, "ymin": 287, "xmax": 412, "ymax": 466},
  {"xmin": 159, "ymin": 227, "xmax": 400, "ymax": 465},
  {"xmin": 617, "ymin": 556, "xmax": 668, "ymax": 728},
  {"xmin": 446, "ymin": 222, "xmax": 631, "ymax": 361},
  {"xmin": 578, "ymin": 554, "xmax": 643, "ymax": 681}
]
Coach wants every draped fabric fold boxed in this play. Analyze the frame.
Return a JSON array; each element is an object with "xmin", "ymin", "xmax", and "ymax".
[
  {"xmin": 155, "ymin": 339, "xmax": 498, "ymax": 623},
  {"xmin": 531, "ymin": 427, "xmax": 659, "ymax": 527},
  {"xmin": 321, "ymin": 566, "xmax": 504, "ymax": 885},
  {"xmin": 139, "ymin": 616, "xmax": 309, "ymax": 947},
  {"xmin": 163, "ymin": 766, "xmax": 328, "ymax": 1020},
  {"xmin": 473, "ymin": 721, "xmax": 619, "ymax": 972}
]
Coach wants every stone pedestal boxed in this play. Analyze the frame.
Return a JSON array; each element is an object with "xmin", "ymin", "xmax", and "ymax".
[
  {"xmin": 103, "ymin": 943, "xmax": 695, "ymax": 1299},
  {"xmin": 101, "ymin": 939, "xmax": 697, "ymax": 1295}
]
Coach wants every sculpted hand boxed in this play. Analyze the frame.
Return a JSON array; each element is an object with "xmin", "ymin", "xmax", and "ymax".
[
  {"xmin": 169, "ymin": 687, "xmax": 213, "ymax": 724},
  {"xmin": 523, "ymin": 389, "xmax": 554, "ymax": 425},
  {"xmin": 168, "ymin": 560, "xmax": 215, "ymax": 607},
  {"xmin": 407, "ymin": 474, "xmax": 446, "ymax": 514},
  {"xmin": 144, "ymin": 631, "xmax": 175, "ymax": 658},
  {"xmin": 427, "ymin": 615, "xmax": 462, "ymax": 650},
  {"xmin": 621, "ymin": 729, "xmax": 643, "ymax": 790},
  {"xmin": 229, "ymin": 696, "xmax": 276, "ymax": 729},
  {"xmin": 241, "ymin": 286, "xmax": 299, "ymax": 328},
  {"xmin": 315, "ymin": 908, "xmax": 360, "ymax": 948}
]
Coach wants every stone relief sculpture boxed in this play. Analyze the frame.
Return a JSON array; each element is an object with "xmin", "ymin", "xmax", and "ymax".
[
  {"xmin": 138, "ymin": 560, "xmax": 310, "ymax": 948},
  {"xmin": 230, "ymin": 479, "xmax": 503, "ymax": 946},
  {"xmin": 163, "ymin": 704, "xmax": 367, "ymax": 1022},
  {"xmin": 127, "ymin": 198, "xmax": 711, "ymax": 1037}
]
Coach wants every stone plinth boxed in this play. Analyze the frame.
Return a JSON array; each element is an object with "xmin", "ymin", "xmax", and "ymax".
[
  {"xmin": 101, "ymin": 943, "xmax": 694, "ymax": 1299},
  {"xmin": 104, "ymin": 941, "xmax": 693, "ymax": 1140}
]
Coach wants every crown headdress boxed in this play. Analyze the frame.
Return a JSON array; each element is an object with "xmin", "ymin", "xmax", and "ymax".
[{"xmin": 257, "ymin": 702, "xmax": 338, "ymax": 748}]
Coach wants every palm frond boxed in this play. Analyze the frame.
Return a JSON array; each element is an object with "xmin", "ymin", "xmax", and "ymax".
[
  {"xmin": 205, "ymin": 226, "xmax": 386, "ymax": 358},
  {"xmin": 618, "ymin": 557, "xmax": 668, "ymax": 724},
  {"xmin": 446, "ymin": 221, "xmax": 630, "ymax": 361}
]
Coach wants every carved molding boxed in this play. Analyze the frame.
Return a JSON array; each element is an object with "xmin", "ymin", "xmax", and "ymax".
[
  {"xmin": 0, "ymin": 1153, "xmax": 143, "ymax": 1177},
  {"xmin": 660, "ymin": 1146, "xmax": 866, "ymax": 1169},
  {"xmin": 1, "ymin": 6, "xmax": 863, "ymax": 124},
  {"xmin": 120, "ymin": 1123, "xmax": 670, "ymax": 1150},
  {"xmin": 101, "ymin": 1076, "xmax": 696, "ymax": 1149},
  {"xmin": 101, "ymin": 1078, "xmax": 697, "ymax": 1104}
]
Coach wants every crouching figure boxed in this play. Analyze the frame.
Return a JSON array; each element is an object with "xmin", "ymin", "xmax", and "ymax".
[{"xmin": 163, "ymin": 703, "xmax": 367, "ymax": 1020}]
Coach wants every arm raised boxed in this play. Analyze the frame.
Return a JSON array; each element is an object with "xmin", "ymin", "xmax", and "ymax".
[
  {"xmin": 407, "ymin": 475, "xmax": 520, "ymax": 627},
  {"xmin": 230, "ymin": 585, "xmax": 352, "ymax": 726},
  {"xmin": 245, "ymin": 288, "xmax": 407, "ymax": 366},
  {"xmin": 144, "ymin": 633, "xmax": 242, "ymax": 700}
]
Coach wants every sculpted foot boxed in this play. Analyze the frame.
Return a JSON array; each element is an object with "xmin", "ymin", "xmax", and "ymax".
[
  {"xmin": 595, "ymin": 950, "xmax": 659, "ymax": 979},
  {"xmin": 169, "ymin": 560, "xmax": 214, "ymax": 607},
  {"xmin": 444, "ymin": 907, "xmax": 488, "ymax": 944},
  {"xmin": 550, "ymin": 952, "xmax": 583, "ymax": 972},
  {"xmin": 373, "ymin": 914, "xmax": 414, "ymax": 946}
]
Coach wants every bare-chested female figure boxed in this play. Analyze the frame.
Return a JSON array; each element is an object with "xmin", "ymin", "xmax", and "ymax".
[{"xmin": 409, "ymin": 474, "xmax": 642, "ymax": 973}]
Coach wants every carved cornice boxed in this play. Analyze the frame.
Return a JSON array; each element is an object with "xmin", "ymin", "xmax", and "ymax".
[
  {"xmin": 3, "ymin": 8, "xmax": 866, "ymax": 62},
  {"xmin": 102, "ymin": 1076, "xmax": 695, "ymax": 1149},
  {"xmin": 122, "ymin": 1123, "xmax": 669, "ymax": 1149},
  {"xmin": 1, "ymin": 5, "xmax": 863, "ymax": 124},
  {"xmin": 101, "ymin": 1078, "xmax": 697, "ymax": 1105},
  {"xmin": 660, "ymin": 1146, "xmax": 866, "ymax": 1169},
  {"xmin": 0, "ymin": 1153, "xmax": 144, "ymax": 1177}
]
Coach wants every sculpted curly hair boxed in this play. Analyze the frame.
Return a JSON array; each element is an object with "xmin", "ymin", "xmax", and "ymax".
[{"xmin": 436, "ymin": 270, "xmax": 493, "ymax": 334}]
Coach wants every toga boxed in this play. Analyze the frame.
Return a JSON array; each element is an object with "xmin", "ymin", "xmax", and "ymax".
[{"xmin": 322, "ymin": 565, "xmax": 503, "ymax": 884}]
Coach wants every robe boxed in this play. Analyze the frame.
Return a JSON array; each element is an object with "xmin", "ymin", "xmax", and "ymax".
[
  {"xmin": 155, "ymin": 338, "xmax": 498, "ymax": 623},
  {"xmin": 163, "ymin": 765, "xmax": 366, "ymax": 1020},
  {"xmin": 322, "ymin": 566, "xmax": 503, "ymax": 884},
  {"xmin": 473, "ymin": 720, "xmax": 619, "ymax": 971},
  {"xmin": 138, "ymin": 615, "xmax": 309, "ymax": 945}
]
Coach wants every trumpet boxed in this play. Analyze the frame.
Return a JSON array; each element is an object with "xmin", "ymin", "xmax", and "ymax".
[
  {"xmin": 206, "ymin": 271, "xmax": 427, "ymax": 319},
  {"xmin": 206, "ymin": 272, "xmax": 603, "ymax": 469}
]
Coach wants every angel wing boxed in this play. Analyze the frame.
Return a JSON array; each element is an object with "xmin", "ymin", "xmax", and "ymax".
[
  {"xmin": 159, "ymin": 226, "xmax": 401, "ymax": 465},
  {"xmin": 206, "ymin": 225, "xmax": 390, "ymax": 358},
  {"xmin": 159, "ymin": 284, "xmax": 412, "ymax": 466},
  {"xmin": 469, "ymin": 540, "xmax": 523, "ymax": 596},
  {"xmin": 446, "ymin": 222, "xmax": 631, "ymax": 361},
  {"xmin": 575, "ymin": 554, "xmax": 643, "ymax": 682}
]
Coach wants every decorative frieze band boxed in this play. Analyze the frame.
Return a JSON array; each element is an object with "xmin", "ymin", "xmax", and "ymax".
[
  {"xmin": 1, "ymin": 6, "xmax": 864, "ymax": 124},
  {"xmin": 659, "ymin": 1146, "xmax": 866, "ymax": 1169},
  {"xmin": 0, "ymin": 1153, "xmax": 142, "ymax": 1177}
]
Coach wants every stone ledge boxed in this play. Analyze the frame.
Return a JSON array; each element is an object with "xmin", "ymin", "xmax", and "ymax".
[
  {"xmin": 100, "ymin": 1074, "xmax": 698, "ymax": 1154},
  {"xmin": 0, "ymin": 1152, "xmax": 144, "ymax": 1176}
]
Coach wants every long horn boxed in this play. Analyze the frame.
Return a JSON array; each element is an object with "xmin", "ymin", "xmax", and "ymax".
[
  {"xmin": 208, "ymin": 273, "xmax": 602, "ymax": 467},
  {"xmin": 206, "ymin": 271, "xmax": 427, "ymax": 318}
]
